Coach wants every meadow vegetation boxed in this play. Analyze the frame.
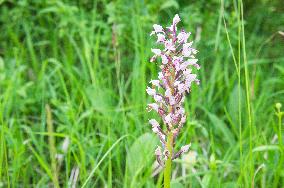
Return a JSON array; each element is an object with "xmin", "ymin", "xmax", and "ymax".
[{"xmin": 0, "ymin": 0, "xmax": 283, "ymax": 187}]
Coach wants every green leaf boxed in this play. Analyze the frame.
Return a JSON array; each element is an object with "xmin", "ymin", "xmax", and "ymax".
[
  {"xmin": 171, "ymin": 181, "xmax": 184, "ymax": 188},
  {"xmin": 201, "ymin": 173, "xmax": 212, "ymax": 188},
  {"xmin": 126, "ymin": 133, "xmax": 157, "ymax": 179},
  {"xmin": 252, "ymin": 145, "xmax": 280, "ymax": 152},
  {"xmin": 207, "ymin": 113, "xmax": 236, "ymax": 146},
  {"xmin": 227, "ymin": 85, "xmax": 245, "ymax": 128},
  {"xmin": 160, "ymin": 0, "xmax": 179, "ymax": 10}
]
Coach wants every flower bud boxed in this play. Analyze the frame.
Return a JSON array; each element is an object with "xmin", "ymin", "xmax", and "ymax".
[{"xmin": 276, "ymin": 103, "xmax": 282, "ymax": 110}]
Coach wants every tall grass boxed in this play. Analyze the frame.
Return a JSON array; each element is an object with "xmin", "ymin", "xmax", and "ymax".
[{"xmin": 0, "ymin": 0, "xmax": 283, "ymax": 187}]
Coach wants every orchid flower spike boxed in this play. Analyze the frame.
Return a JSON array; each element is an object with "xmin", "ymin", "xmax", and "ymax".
[{"xmin": 147, "ymin": 14, "xmax": 200, "ymax": 168}]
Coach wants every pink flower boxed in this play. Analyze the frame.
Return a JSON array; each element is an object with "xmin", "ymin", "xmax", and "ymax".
[
  {"xmin": 150, "ymin": 24, "xmax": 164, "ymax": 36},
  {"xmin": 150, "ymin": 49, "xmax": 162, "ymax": 62},
  {"xmin": 177, "ymin": 83, "xmax": 185, "ymax": 94},
  {"xmin": 180, "ymin": 59, "xmax": 198, "ymax": 70},
  {"xmin": 182, "ymin": 42, "xmax": 193, "ymax": 57},
  {"xmin": 152, "ymin": 127, "xmax": 159, "ymax": 133},
  {"xmin": 173, "ymin": 14, "xmax": 181, "ymax": 25},
  {"xmin": 157, "ymin": 34, "xmax": 165, "ymax": 43},
  {"xmin": 151, "ymin": 48, "xmax": 161, "ymax": 55},
  {"xmin": 165, "ymin": 114, "xmax": 172, "ymax": 124},
  {"xmin": 158, "ymin": 72, "xmax": 163, "ymax": 80},
  {"xmin": 173, "ymin": 56, "xmax": 183, "ymax": 70},
  {"xmin": 185, "ymin": 73, "xmax": 197, "ymax": 83},
  {"xmin": 174, "ymin": 80, "xmax": 180, "ymax": 86},
  {"xmin": 183, "ymin": 69, "xmax": 192, "ymax": 77},
  {"xmin": 173, "ymin": 56, "xmax": 183, "ymax": 63},
  {"xmin": 150, "ymin": 80, "xmax": 160, "ymax": 87},
  {"xmin": 146, "ymin": 87, "xmax": 156, "ymax": 96},
  {"xmin": 161, "ymin": 55, "xmax": 168, "ymax": 64},
  {"xmin": 154, "ymin": 95, "xmax": 163, "ymax": 102},
  {"xmin": 148, "ymin": 103, "xmax": 159, "ymax": 112},
  {"xmin": 165, "ymin": 40, "xmax": 175, "ymax": 51},
  {"xmin": 158, "ymin": 72, "xmax": 168, "ymax": 87},
  {"xmin": 165, "ymin": 88, "xmax": 171, "ymax": 98},
  {"xmin": 147, "ymin": 14, "xmax": 200, "ymax": 164},
  {"xmin": 177, "ymin": 31, "xmax": 190, "ymax": 43},
  {"xmin": 176, "ymin": 107, "xmax": 185, "ymax": 115},
  {"xmin": 181, "ymin": 144, "xmax": 191, "ymax": 153},
  {"xmin": 155, "ymin": 146, "xmax": 162, "ymax": 155},
  {"xmin": 169, "ymin": 96, "xmax": 175, "ymax": 105},
  {"xmin": 149, "ymin": 119, "xmax": 160, "ymax": 128},
  {"xmin": 167, "ymin": 14, "xmax": 181, "ymax": 33},
  {"xmin": 180, "ymin": 116, "xmax": 186, "ymax": 124}
]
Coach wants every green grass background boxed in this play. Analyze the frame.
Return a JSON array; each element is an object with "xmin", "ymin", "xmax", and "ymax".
[{"xmin": 0, "ymin": 0, "xmax": 284, "ymax": 187}]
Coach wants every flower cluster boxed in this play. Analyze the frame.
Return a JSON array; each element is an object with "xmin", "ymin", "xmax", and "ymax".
[{"xmin": 147, "ymin": 14, "xmax": 200, "ymax": 167}]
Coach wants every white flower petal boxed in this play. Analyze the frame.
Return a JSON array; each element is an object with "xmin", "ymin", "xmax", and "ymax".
[
  {"xmin": 151, "ymin": 48, "xmax": 161, "ymax": 55},
  {"xmin": 148, "ymin": 103, "xmax": 159, "ymax": 112},
  {"xmin": 153, "ymin": 24, "xmax": 164, "ymax": 33},
  {"xmin": 146, "ymin": 87, "xmax": 156, "ymax": 96},
  {"xmin": 157, "ymin": 34, "xmax": 165, "ymax": 43},
  {"xmin": 155, "ymin": 146, "xmax": 162, "ymax": 156},
  {"xmin": 169, "ymin": 96, "xmax": 175, "ymax": 105},
  {"xmin": 149, "ymin": 119, "xmax": 160, "ymax": 128},
  {"xmin": 161, "ymin": 55, "xmax": 168, "ymax": 64},
  {"xmin": 154, "ymin": 95, "xmax": 163, "ymax": 102},
  {"xmin": 181, "ymin": 144, "xmax": 191, "ymax": 153},
  {"xmin": 180, "ymin": 115, "xmax": 186, "ymax": 124},
  {"xmin": 173, "ymin": 14, "xmax": 181, "ymax": 25},
  {"xmin": 165, "ymin": 88, "xmax": 171, "ymax": 98},
  {"xmin": 165, "ymin": 40, "xmax": 175, "ymax": 51},
  {"xmin": 177, "ymin": 31, "xmax": 190, "ymax": 43},
  {"xmin": 150, "ymin": 80, "xmax": 160, "ymax": 87},
  {"xmin": 165, "ymin": 114, "xmax": 172, "ymax": 124}
]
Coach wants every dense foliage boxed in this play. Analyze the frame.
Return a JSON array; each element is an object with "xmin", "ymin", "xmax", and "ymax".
[{"xmin": 0, "ymin": 0, "xmax": 283, "ymax": 187}]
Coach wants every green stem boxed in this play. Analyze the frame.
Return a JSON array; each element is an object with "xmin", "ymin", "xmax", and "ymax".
[
  {"xmin": 278, "ymin": 113, "xmax": 282, "ymax": 148},
  {"xmin": 164, "ymin": 132, "xmax": 173, "ymax": 188},
  {"xmin": 273, "ymin": 113, "xmax": 283, "ymax": 188}
]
